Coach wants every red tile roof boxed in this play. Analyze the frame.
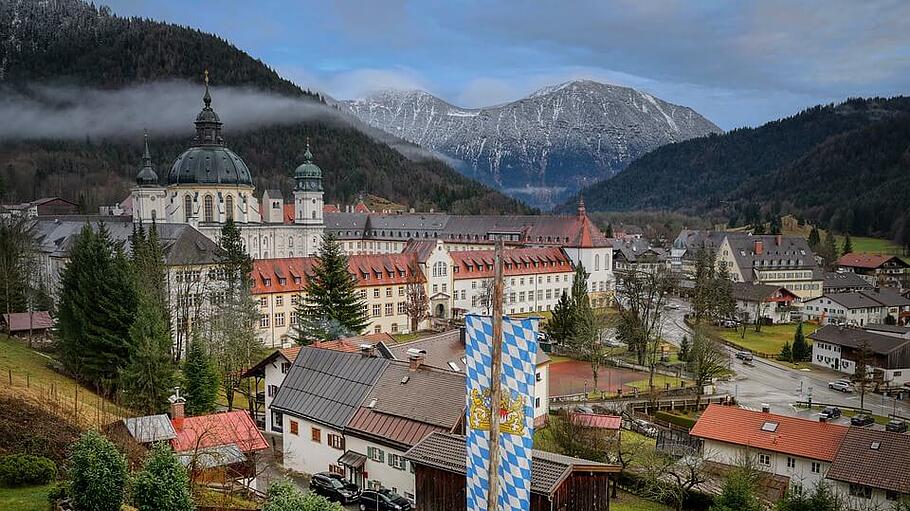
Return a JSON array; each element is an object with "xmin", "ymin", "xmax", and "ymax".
[
  {"xmin": 323, "ymin": 204, "xmax": 340, "ymax": 213},
  {"xmin": 312, "ymin": 339, "xmax": 361, "ymax": 353},
  {"xmin": 279, "ymin": 346, "xmax": 301, "ymax": 362},
  {"xmin": 690, "ymin": 405, "xmax": 848, "ymax": 462},
  {"xmin": 2, "ymin": 311, "xmax": 54, "ymax": 332},
  {"xmin": 837, "ymin": 253, "xmax": 907, "ymax": 269},
  {"xmin": 449, "ymin": 247, "xmax": 573, "ymax": 280},
  {"xmin": 283, "ymin": 204, "xmax": 295, "ymax": 224},
  {"xmin": 571, "ymin": 413, "xmax": 621, "ymax": 430},
  {"xmin": 251, "ymin": 253, "xmax": 423, "ymax": 294},
  {"xmin": 170, "ymin": 410, "xmax": 268, "ymax": 454},
  {"xmin": 354, "ymin": 201, "xmax": 371, "ymax": 213}
]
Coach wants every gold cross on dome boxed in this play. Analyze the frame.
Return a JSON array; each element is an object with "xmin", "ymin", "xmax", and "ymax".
[{"xmin": 204, "ymin": 69, "xmax": 209, "ymax": 85}]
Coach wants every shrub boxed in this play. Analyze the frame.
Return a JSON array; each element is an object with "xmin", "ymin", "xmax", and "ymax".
[
  {"xmin": 654, "ymin": 411, "xmax": 697, "ymax": 429},
  {"xmin": 0, "ymin": 454, "xmax": 57, "ymax": 487},
  {"xmin": 131, "ymin": 443, "xmax": 194, "ymax": 511},
  {"xmin": 69, "ymin": 430, "xmax": 128, "ymax": 511}
]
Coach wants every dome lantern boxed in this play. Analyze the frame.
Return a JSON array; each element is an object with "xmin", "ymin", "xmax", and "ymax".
[
  {"xmin": 136, "ymin": 130, "xmax": 160, "ymax": 187},
  {"xmin": 294, "ymin": 139, "xmax": 323, "ymax": 192}
]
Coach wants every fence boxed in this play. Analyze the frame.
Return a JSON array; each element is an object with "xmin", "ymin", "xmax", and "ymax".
[{"xmin": 1, "ymin": 365, "xmax": 127, "ymax": 430}]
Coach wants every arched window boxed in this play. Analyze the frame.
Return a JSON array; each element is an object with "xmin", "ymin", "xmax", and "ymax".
[
  {"xmin": 203, "ymin": 195, "xmax": 214, "ymax": 222},
  {"xmin": 595, "ymin": 254, "xmax": 600, "ymax": 271},
  {"xmin": 225, "ymin": 195, "xmax": 234, "ymax": 222},
  {"xmin": 184, "ymin": 195, "xmax": 192, "ymax": 221},
  {"xmin": 432, "ymin": 261, "xmax": 447, "ymax": 278},
  {"xmin": 151, "ymin": 209, "xmax": 157, "ymax": 221}
]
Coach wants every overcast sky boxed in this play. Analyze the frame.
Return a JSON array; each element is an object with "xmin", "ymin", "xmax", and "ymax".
[{"xmin": 106, "ymin": 0, "xmax": 910, "ymax": 130}]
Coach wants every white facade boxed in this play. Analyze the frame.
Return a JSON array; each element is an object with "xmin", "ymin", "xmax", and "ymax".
[
  {"xmin": 811, "ymin": 340, "xmax": 846, "ymax": 373},
  {"xmin": 262, "ymin": 354, "xmax": 294, "ymax": 433},
  {"xmin": 281, "ymin": 415, "xmax": 347, "ymax": 477},
  {"xmin": 534, "ymin": 362, "xmax": 550, "ymax": 422},
  {"xmin": 803, "ymin": 296, "xmax": 884, "ymax": 326},
  {"xmin": 564, "ymin": 244, "xmax": 614, "ymax": 308},
  {"xmin": 704, "ymin": 438, "xmax": 830, "ymax": 488},
  {"xmin": 344, "ymin": 435, "xmax": 416, "ymax": 502}
]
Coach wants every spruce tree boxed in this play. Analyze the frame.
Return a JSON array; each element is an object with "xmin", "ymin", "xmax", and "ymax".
[
  {"xmin": 120, "ymin": 295, "xmax": 175, "ymax": 415},
  {"xmin": 807, "ymin": 227, "xmax": 821, "ymax": 252},
  {"xmin": 570, "ymin": 263, "xmax": 590, "ymax": 311},
  {"xmin": 183, "ymin": 331, "xmax": 219, "ymax": 416},
  {"xmin": 546, "ymin": 291, "xmax": 576, "ymax": 346},
  {"xmin": 218, "ymin": 219, "xmax": 254, "ymax": 299},
  {"xmin": 131, "ymin": 222, "xmax": 169, "ymax": 326},
  {"xmin": 131, "ymin": 443, "xmax": 194, "ymax": 511},
  {"xmin": 678, "ymin": 335, "xmax": 690, "ymax": 362},
  {"xmin": 57, "ymin": 224, "xmax": 138, "ymax": 390},
  {"xmin": 779, "ymin": 341, "xmax": 793, "ymax": 363},
  {"xmin": 605, "ymin": 223, "xmax": 614, "ymax": 238},
  {"xmin": 842, "ymin": 233, "xmax": 853, "ymax": 256},
  {"xmin": 791, "ymin": 322, "xmax": 809, "ymax": 362},
  {"xmin": 294, "ymin": 234, "xmax": 369, "ymax": 343},
  {"xmin": 822, "ymin": 231, "xmax": 839, "ymax": 269}
]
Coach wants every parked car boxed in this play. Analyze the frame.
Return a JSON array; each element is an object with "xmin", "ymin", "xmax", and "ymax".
[
  {"xmin": 310, "ymin": 472, "xmax": 360, "ymax": 504},
  {"xmin": 630, "ymin": 417, "xmax": 659, "ymax": 438},
  {"xmin": 358, "ymin": 488, "xmax": 413, "ymax": 511},
  {"xmin": 666, "ymin": 303, "xmax": 680, "ymax": 310},
  {"xmin": 886, "ymin": 420, "xmax": 908, "ymax": 433},
  {"xmin": 850, "ymin": 414, "xmax": 875, "ymax": 427},
  {"xmin": 828, "ymin": 380, "xmax": 854, "ymax": 393},
  {"xmin": 820, "ymin": 407, "xmax": 841, "ymax": 419},
  {"xmin": 735, "ymin": 351, "xmax": 754, "ymax": 362}
]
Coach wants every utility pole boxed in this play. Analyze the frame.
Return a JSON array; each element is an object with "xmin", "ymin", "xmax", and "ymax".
[{"xmin": 487, "ymin": 238, "xmax": 505, "ymax": 511}]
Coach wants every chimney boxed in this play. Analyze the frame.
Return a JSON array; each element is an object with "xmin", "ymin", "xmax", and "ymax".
[
  {"xmin": 754, "ymin": 240, "xmax": 764, "ymax": 255},
  {"xmin": 359, "ymin": 343, "xmax": 376, "ymax": 358},
  {"xmin": 775, "ymin": 234, "xmax": 782, "ymax": 246},
  {"xmin": 170, "ymin": 396, "xmax": 186, "ymax": 430},
  {"xmin": 407, "ymin": 348, "xmax": 426, "ymax": 371},
  {"xmin": 761, "ymin": 403, "xmax": 770, "ymax": 414}
]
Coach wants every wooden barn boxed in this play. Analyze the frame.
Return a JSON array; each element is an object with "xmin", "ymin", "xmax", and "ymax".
[{"xmin": 405, "ymin": 432, "xmax": 619, "ymax": 511}]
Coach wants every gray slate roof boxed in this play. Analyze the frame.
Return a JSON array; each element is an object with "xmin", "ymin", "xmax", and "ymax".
[
  {"xmin": 809, "ymin": 325, "xmax": 910, "ymax": 355},
  {"xmin": 731, "ymin": 282, "xmax": 792, "ymax": 302},
  {"xmin": 827, "ymin": 428, "xmax": 910, "ymax": 493},
  {"xmin": 865, "ymin": 323, "xmax": 910, "ymax": 336},
  {"xmin": 811, "ymin": 290, "xmax": 910, "ymax": 310},
  {"xmin": 270, "ymin": 347, "xmax": 389, "ymax": 429},
  {"xmin": 405, "ymin": 432, "xmax": 615, "ymax": 496},
  {"xmin": 368, "ymin": 362, "xmax": 465, "ymax": 429},
  {"xmin": 823, "ymin": 271, "xmax": 873, "ymax": 291},
  {"xmin": 177, "ymin": 444, "xmax": 245, "ymax": 469},
  {"xmin": 122, "ymin": 414, "xmax": 177, "ymax": 443},
  {"xmin": 613, "ymin": 238, "xmax": 667, "ymax": 263}
]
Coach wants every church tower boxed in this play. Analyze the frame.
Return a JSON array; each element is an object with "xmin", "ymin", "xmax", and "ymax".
[
  {"xmin": 293, "ymin": 142, "xmax": 324, "ymax": 226},
  {"xmin": 131, "ymin": 131, "xmax": 166, "ymax": 223}
]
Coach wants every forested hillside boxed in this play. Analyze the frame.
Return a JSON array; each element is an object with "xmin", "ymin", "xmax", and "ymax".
[
  {"xmin": 566, "ymin": 97, "xmax": 910, "ymax": 240},
  {"xmin": 0, "ymin": 0, "xmax": 531, "ymax": 214}
]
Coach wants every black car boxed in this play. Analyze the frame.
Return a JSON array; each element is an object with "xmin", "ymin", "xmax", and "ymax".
[
  {"xmin": 820, "ymin": 407, "xmax": 841, "ymax": 419},
  {"xmin": 358, "ymin": 488, "xmax": 412, "ymax": 511},
  {"xmin": 886, "ymin": 420, "xmax": 908, "ymax": 433},
  {"xmin": 850, "ymin": 414, "xmax": 875, "ymax": 427},
  {"xmin": 309, "ymin": 472, "xmax": 360, "ymax": 504}
]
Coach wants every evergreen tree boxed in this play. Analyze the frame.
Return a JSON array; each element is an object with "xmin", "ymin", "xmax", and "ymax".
[
  {"xmin": 841, "ymin": 233, "xmax": 853, "ymax": 256},
  {"xmin": 821, "ymin": 231, "xmax": 839, "ymax": 269},
  {"xmin": 678, "ymin": 335, "xmax": 690, "ymax": 362},
  {"xmin": 779, "ymin": 341, "xmax": 793, "ymax": 363},
  {"xmin": 120, "ymin": 295, "xmax": 176, "ymax": 415},
  {"xmin": 605, "ymin": 223, "xmax": 614, "ymax": 238},
  {"xmin": 769, "ymin": 216, "xmax": 782, "ymax": 235},
  {"xmin": 791, "ymin": 322, "xmax": 809, "ymax": 362},
  {"xmin": 57, "ymin": 224, "xmax": 138, "ymax": 390},
  {"xmin": 807, "ymin": 227, "xmax": 821, "ymax": 252},
  {"xmin": 131, "ymin": 222, "xmax": 170, "ymax": 326},
  {"xmin": 0, "ymin": 216, "xmax": 38, "ymax": 326},
  {"xmin": 294, "ymin": 234, "xmax": 369, "ymax": 343},
  {"xmin": 546, "ymin": 291, "xmax": 576, "ymax": 346},
  {"xmin": 692, "ymin": 249, "xmax": 715, "ymax": 323},
  {"xmin": 752, "ymin": 223, "xmax": 766, "ymax": 235},
  {"xmin": 218, "ymin": 219, "xmax": 254, "ymax": 299},
  {"xmin": 570, "ymin": 263, "xmax": 590, "ymax": 311},
  {"xmin": 710, "ymin": 468, "xmax": 762, "ymax": 511},
  {"xmin": 183, "ymin": 331, "xmax": 219, "ymax": 416},
  {"xmin": 69, "ymin": 431, "xmax": 128, "ymax": 511},
  {"xmin": 263, "ymin": 479, "xmax": 343, "ymax": 511},
  {"xmin": 131, "ymin": 443, "xmax": 194, "ymax": 511}
]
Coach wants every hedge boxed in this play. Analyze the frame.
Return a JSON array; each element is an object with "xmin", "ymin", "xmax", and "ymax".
[
  {"xmin": 654, "ymin": 411, "xmax": 697, "ymax": 430},
  {"xmin": 0, "ymin": 454, "xmax": 57, "ymax": 487}
]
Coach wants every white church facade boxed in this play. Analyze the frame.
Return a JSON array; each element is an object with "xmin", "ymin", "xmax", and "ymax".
[{"xmin": 130, "ymin": 76, "xmax": 325, "ymax": 258}]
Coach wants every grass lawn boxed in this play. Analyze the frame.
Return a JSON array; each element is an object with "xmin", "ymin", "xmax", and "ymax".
[
  {"xmin": 626, "ymin": 374, "xmax": 687, "ymax": 392},
  {"xmin": 0, "ymin": 335, "xmax": 126, "ymax": 427},
  {"xmin": 0, "ymin": 484, "xmax": 54, "ymax": 511},
  {"xmin": 710, "ymin": 323, "xmax": 804, "ymax": 356},
  {"xmin": 391, "ymin": 332, "xmax": 422, "ymax": 343},
  {"xmin": 612, "ymin": 491, "xmax": 671, "ymax": 511}
]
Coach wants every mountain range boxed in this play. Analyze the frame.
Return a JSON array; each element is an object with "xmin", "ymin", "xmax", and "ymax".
[
  {"xmin": 0, "ymin": 0, "xmax": 531, "ymax": 215},
  {"xmin": 339, "ymin": 81, "xmax": 721, "ymax": 209},
  {"xmin": 565, "ymin": 97, "xmax": 910, "ymax": 242}
]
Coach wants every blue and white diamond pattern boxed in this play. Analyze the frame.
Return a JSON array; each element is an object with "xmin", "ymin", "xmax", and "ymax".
[{"xmin": 465, "ymin": 314, "xmax": 538, "ymax": 511}]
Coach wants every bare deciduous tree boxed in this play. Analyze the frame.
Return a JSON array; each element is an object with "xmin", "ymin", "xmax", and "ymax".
[
  {"xmin": 686, "ymin": 327, "xmax": 732, "ymax": 409},
  {"xmin": 638, "ymin": 446, "xmax": 710, "ymax": 511},
  {"xmin": 405, "ymin": 265, "xmax": 429, "ymax": 332}
]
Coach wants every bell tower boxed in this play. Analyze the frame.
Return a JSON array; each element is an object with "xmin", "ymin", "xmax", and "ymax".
[{"xmin": 293, "ymin": 141, "xmax": 324, "ymax": 226}]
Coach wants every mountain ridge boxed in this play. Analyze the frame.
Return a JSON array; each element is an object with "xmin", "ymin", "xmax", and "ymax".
[{"xmin": 339, "ymin": 79, "xmax": 722, "ymax": 210}]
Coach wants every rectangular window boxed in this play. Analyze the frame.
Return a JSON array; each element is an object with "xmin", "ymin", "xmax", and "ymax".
[
  {"xmin": 290, "ymin": 294, "xmax": 299, "ymax": 306},
  {"xmin": 290, "ymin": 420, "xmax": 299, "ymax": 435},
  {"xmin": 758, "ymin": 453, "xmax": 771, "ymax": 466},
  {"xmin": 267, "ymin": 384, "xmax": 279, "ymax": 397},
  {"xmin": 536, "ymin": 372, "xmax": 542, "ymax": 382},
  {"xmin": 811, "ymin": 462, "xmax": 821, "ymax": 474},
  {"xmin": 327, "ymin": 433, "xmax": 345, "ymax": 450},
  {"xmin": 386, "ymin": 288, "xmax": 393, "ymax": 297},
  {"xmin": 290, "ymin": 311, "xmax": 298, "ymax": 325},
  {"xmin": 274, "ymin": 313, "xmax": 285, "ymax": 327},
  {"xmin": 275, "ymin": 295, "xmax": 284, "ymax": 307},
  {"xmin": 786, "ymin": 457, "xmax": 795, "ymax": 469},
  {"xmin": 388, "ymin": 453, "xmax": 407, "ymax": 470},
  {"xmin": 535, "ymin": 397, "xmax": 540, "ymax": 408},
  {"xmin": 385, "ymin": 303, "xmax": 393, "ymax": 316},
  {"xmin": 372, "ymin": 305, "xmax": 381, "ymax": 317},
  {"xmin": 398, "ymin": 302, "xmax": 406, "ymax": 315},
  {"xmin": 849, "ymin": 484, "xmax": 872, "ymax": 499},
  {"xmin": 367, "ymin": 446, "xmax": 385, "ymax": 463},
  {"xmin": 373, "ymin": 289, "xmax": 380, "ymax": 298},
  {"xmin": 329, "ymin": 464, "xmax": 344, "ymax": 475},
  {"xmin": 311, "ymin": 427, "xmax": 321, "ymax": 443},
  {"xmin": 398, "ymin": 286, "xmax": 405, "ymax": 296},
  {"xmin": 281, "ymin": 362, "xmax": 291, "ymax": 374},
  {"xmin": 260, "ymin": 297, "xmax": 268, "ymax": 308},
  {"xmin": 260, "ymin": 314, "xmax": 270, "ymax": 328}
]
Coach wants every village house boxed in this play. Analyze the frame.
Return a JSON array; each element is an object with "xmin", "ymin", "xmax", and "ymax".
[
  {"xmin": 809, "ymin": 325, "xmax": 910, "ymax": 386},
  {"xmin": 836, "ymin": 253, "xmax": 910, "ymax": 290},
  {"xmin": 1, "ymin": 311, "xmax": 54, "ymax": 342},
  {"xmin": 731, "ymin": 282, "xmax": 799, "ymax": 324},
  {"xmin": 689, "ymin": 405, "xmax": 848, "ymax": 489},
  {"xmin": 250, "ymin": 253, "xmax": 425, "ymax": 347},
  {"xmin": 826, "ymin": 428, "xmax": 910, "ymax": 508},
  {"xmin": 715, "ymin": 234, "xmax": 823, "ymax": 300},
  {"xmin": 269, "ymin": 347, "xmax": 465, "ymax": 505},
  {"xmin": 404, "ymin": 431, "xmax": 619, "ymax": 511},
  {"xmin": 612, "ymin": 238, "xmax": 669, "ymax": 276},
  {"xmin": 822, "ymin": 271, "xmax": 874, "ymax": 294},
  {"xmin": 803, "ymin": 289, "xmax": 910, "ymax": 326},
  {"xmin": 0, "ymin": 196, "xmax": 79, "ymax": 219},
  {"xmin": 387, "ymin": 329, "xmax": 551, "ymax": 427}
]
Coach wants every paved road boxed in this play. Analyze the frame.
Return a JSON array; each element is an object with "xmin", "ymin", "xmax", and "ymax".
[{"xmin": 659, "ymin": 298, "xmax": 910, "ymax": 419}]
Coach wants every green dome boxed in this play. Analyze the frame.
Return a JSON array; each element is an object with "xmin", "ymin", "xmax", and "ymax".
[{"xmin": 294, "ymin": 146, "xmax": 322, "ymax": 179}]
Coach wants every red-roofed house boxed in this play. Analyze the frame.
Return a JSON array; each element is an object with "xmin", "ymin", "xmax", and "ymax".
[
  {"xmin": 570, "ymin": 413, "xmax": 622, "ymax": 431},
  {"xmin": 690, "ymin": 405, "xmax": 848, "ymax": 487},
  {"xmin": 451, "ymin": 246, "xmax": 576, "ymax": 316},
  {"xmin": 837, "ymin": 253, "xmax": 909, "ymax": 289},
  {"xmin": 251, "ymin": 253, "xmax": 426, "ymax": 347},
  {"xmin": 165, "ymin": 400, "xmax": 268, "ymax": 488}
]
